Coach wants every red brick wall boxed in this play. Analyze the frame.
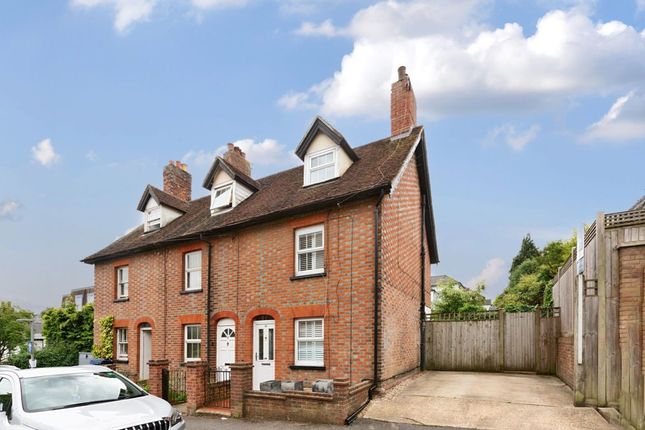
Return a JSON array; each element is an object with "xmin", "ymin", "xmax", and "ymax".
[
  {"xmin": 94, "ymin": 243, "xmax": 209, "ymax": 378},
  {"xmin": 379, "ymin": 150, "xmax": 430, "ymax": 384},
  {"xmin": 557, "ymin": 336, "xmax": 574, "ymax": 388},
  {"xmin": 618, "ymin": 246, "xmax": 645, "ymax": 373},
  {"xmin": 94, "ymin": 150, "xmax": 430, "ymax": 389},
  {"xmin": 94, "ymin": 200, "xmax": 377, "ymax": 384}
]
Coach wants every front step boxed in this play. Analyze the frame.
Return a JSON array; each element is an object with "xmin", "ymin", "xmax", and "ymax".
[{"xmin": 195, "ymin": 406, "xmax": 232, "ymax": 417}]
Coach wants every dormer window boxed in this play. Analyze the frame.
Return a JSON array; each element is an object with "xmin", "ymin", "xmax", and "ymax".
[
  {"xmin": 146, "ymin": 206, "xmax": 162, "ymax": 231},
  {"xmin": 305, "ymin": 148, "xmax": 337, "ymax": 186},
  {"xmin": 295, "ymin": 117, "xmax": 359, "ymax": 187},
  {"xmin": 211, "ymin": 183, "xmax": 233, "ymax": 212}
]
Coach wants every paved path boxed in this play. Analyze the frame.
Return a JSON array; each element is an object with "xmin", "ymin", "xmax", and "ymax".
[
  {"xmin": 363, "ymin": 371, "xmax": 618, "ymax": 430},
  {"xmin": 185, "ymin": 416, "xmax": 465, "ymax": 430}
]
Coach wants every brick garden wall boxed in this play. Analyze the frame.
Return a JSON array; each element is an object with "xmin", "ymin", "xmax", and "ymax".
[{"xmin": 243, "ymin": 379, "xmax": 371, "ymax": 425}]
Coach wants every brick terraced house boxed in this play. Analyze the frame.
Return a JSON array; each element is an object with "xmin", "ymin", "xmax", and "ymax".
[{"xmin": 83, "ymin": 67, "xmax": 439, "ymax": 421}]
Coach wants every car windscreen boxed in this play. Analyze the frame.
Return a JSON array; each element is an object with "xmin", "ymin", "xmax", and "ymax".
[{"xmin": 21, "ymin": 371, "xmax": 146, "ymax": 412}]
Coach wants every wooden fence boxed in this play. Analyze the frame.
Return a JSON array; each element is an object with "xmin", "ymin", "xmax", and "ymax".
[{"xmin": 425, "ymin": 308, "xmax": 559, "ymax": 373}]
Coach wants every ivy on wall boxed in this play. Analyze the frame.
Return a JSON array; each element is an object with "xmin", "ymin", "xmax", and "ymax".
[{"xmin": 92, "ymin": 315, "xmax": 114, "ymax": 359}]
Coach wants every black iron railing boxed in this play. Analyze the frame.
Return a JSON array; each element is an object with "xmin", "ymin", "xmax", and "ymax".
[
  {"xmin": 205, "ymin": 368, "xmax": 231, "ymax": 408},
  {"xmin": 162, "ymin": 368, "xmax": 187, "ymax": 404}
]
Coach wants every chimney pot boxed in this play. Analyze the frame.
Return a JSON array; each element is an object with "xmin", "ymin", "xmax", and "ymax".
[{"xmin": 398, "ymin": 66, "xmax": 407, "ymax": 80}]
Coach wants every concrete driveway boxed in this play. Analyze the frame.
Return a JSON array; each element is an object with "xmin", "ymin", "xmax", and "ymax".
[{"xmin": 363, "ymin": 371, "xmax": 617, "ymax": 430}]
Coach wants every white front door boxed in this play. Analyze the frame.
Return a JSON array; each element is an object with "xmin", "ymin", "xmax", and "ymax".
[
  {"xmin": 139, "ymin": 328, "xmax": 152, "ymax": 380},
  {"xmin": 253, "ymin": 319, "xmax": 275, "ymax": 390},
  {"xmin": 216, "ymin": 318, "xmax": 236, "ymax": 371}
]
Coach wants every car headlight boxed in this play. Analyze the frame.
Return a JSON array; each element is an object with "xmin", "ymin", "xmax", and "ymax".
[{"xmin": 170, "ymin": 408, "xmax": 183, "ymax": 426}]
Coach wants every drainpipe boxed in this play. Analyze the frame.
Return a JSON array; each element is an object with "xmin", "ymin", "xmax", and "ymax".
[
  {"xmin": 200, "ymin": 234, "xmax": 213, "ymax": 364},
  {"xmin": 419, "ymin": 194, "xmax": 427, "ymax": 370},
  {"xmin": 372, "ymin": 189, "xmax": 386, "ymax": 393},
  {"xmin": 347, "ymin": 189, "xmax": 386, "ymax": 425}
]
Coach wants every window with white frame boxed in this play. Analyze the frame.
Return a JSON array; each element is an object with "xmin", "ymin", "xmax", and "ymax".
[
  {"xmin": 305, "ymin": 148, "xmax": 337, "ymax": 186},
  {"xmin": 146, "ymin": 205, "xmax": 162, "ymax": 231},
  {"xmin": 295, "ymin": 318, "xmax": 324, "ymax": 366},
  {"xmin": 211, "ymin": 183, "xmax": 233, "ymax": 211},
  {"xmin": 116, "ymin": 328, "xmax": 128, "ymax": 360},
  {"xmin": 184, "ymin": 250, "xmax": 202, "ymax": 291},
  {"xmin": 295, "ymin": 225, "xmax": 325, "ymax": 276},
  {"xmin": 184, "ymin": 324, "xmax": 201, "ymax": 362},
  {"xmin": 117, "ymin": 266, "xmax": 129, "ymax": 299}
]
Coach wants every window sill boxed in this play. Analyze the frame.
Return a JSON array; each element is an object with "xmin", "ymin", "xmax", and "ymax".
[
  {"xmin": 113, "ymin": 298, "xmax": 129, "ymax": 303},
  {"xmin": 290, "ymin": 272, "xmax": 326, "ymax": 281},
  {"xmin": 180, "ymin": 289, "xmax": 203, "ymax": 295},
  {"xmin": 116, "ymin": 359, "xmax": 129, "ymax": 364},
  {"xmin": 289, "ymin": 365, "xmax": 326, "ymax": 371}
]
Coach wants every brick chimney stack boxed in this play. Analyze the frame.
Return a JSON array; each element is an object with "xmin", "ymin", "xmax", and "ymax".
[
  {"xmin": 163, "ymin": 160, "xmax": 192, "ymax": 201},
  {"xmin": 223, "ymin": 143, "xmax": 252, "ymax": 177},
  {"xmin": 390, "ymin": 65, "xmax": 417, "ymax": 136}
]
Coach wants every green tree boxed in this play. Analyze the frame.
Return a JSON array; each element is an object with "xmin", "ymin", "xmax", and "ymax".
[
  {"xmin": 433, "ymin": 279, "xmax": 487, "ymax": 314},
  {"xmin": 0, "ymin": 302, "xmax": 33, "ymax": 362},
  {"xmin": 495, "ymin": 233, "xmax": 576, "ymax": 312},
  {"xmin": 509, "ymin": 234, "xmax": 540, "ymax": 273},
  {"xmin": 42, "ymin": 302, "xmax": 94, "ymax": 352}
]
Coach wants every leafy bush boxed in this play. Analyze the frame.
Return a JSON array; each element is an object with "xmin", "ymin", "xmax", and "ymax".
[{"xmin": 8, "ymin": 343, "xmax": 79, "ymax": 369}]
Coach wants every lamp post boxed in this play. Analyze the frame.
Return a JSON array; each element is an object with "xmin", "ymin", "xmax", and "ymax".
[{"xmin": 17, "ymin": 318, "xmax": 35, "ymax": 368}]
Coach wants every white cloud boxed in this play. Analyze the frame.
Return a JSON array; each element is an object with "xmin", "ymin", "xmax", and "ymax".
[
  {"xmin": 583, "ymin": 90, "xmax": 645, "ymax": 142},
  {"xmin": 183, "ymin": 138, "xmax": 299, "ymax": 176},
  {"xmin": 0, "ymin": 200, "xmax": 21, "ymax": 220},
  {"xmin": 31, "ymin": 138, "xmax": 61, "ymax": 167},
  {"xmin": 485, "ymin": 123, "xmax": 541, "ymax": 151},
  {"xmin": 295, "ymin": 19, "xmax": 342, "ymax": 37},
  {"xmin": 71, "ymin": 0, "xmax": 157, "ymax": 33},
  {"xmin": 283, "ymin": 2, "xmax": 645, "ymax": 119},
  {"xmin": 86, "ymin": 150, "xmax": 99, "ymax": 161},
  {"xmin": 191, "ymin": 0, "xmax": 248, "ymax": 9},
  {"xmin": 467, "ymin": 257, "xmax": 506, "ymax": 290}
]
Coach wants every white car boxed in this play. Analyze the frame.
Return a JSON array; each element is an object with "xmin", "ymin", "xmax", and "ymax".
[{"xmin": 0, "ymin": 365, "xmax": 185, "ymax": 430}]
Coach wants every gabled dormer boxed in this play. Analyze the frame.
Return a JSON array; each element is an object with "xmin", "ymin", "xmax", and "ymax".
[
  {"xmin": 202, "ymin": 144, "xmax": 259, "ymax": 216},
  {"xmin": 137, "ymin": 183, "xmax": 191, "ymax": 233},
  {"xmin": 295, "ymin": 116, "xmax": 359, "ymax": 187}
]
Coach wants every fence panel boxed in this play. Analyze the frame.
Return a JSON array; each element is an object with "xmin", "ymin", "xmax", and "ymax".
[
  {"xmin": 426, "ymin": 309, "xmax": 559, "ymax": 373},
  {"xmin": 504, "ymin": 311, "xmax": 536, "ymax": 371}
]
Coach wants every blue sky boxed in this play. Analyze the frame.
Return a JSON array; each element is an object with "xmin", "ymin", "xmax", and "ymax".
[{"xmin": 1, "ymin": 0, "xmax": 644, "ymax": 311}]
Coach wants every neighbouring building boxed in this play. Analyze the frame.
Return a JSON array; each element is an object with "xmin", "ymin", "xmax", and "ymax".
[
  {"xmin": 553, "ymin": 195, "xmax": 645, "ymax": 429},
  {"xmin": 83, "ymin": 67, "xmax": 439, "ymax": 421},
  {"xmin": 61, "ymin": 286, "xmax": 95, "ymax": 309},
  {"xmin": 429, "ymin": 275, "xmax": 466, "ymax": 311}
]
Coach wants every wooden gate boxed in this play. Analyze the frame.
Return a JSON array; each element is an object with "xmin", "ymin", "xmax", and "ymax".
[{"xmin": 425, "ymin": 308, "xmax": 559, "ymax": 373}]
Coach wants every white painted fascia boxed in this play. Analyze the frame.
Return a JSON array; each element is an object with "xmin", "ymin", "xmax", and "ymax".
[{"xmin": 389, "ymin": 128, "xmax": 423, "ymax": 195}]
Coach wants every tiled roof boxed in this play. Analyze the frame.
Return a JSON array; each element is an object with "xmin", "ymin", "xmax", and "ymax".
[{"xmin": 83, "ymin": 126, "xmax": 430, "ymax": 263}]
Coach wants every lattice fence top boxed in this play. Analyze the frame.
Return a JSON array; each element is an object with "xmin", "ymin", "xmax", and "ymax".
[
  {"xmin": 605, "ymin": 209, "xmax": 645, "ymax": 229},
  {"xmin": 426, "ymin": 310, "xmax": 499, "ymax": 322},
  {"xmin": 585, "ymin": 221, "xmax": 596, "ymax": 246}
]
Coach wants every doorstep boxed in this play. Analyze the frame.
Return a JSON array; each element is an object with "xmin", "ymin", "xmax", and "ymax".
[{"xmin": 195, "ymin": 406, "xmax": 232, "ymax": 417}]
